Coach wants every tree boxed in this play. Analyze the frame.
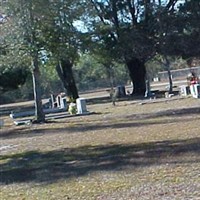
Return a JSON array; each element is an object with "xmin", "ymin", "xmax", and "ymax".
[
  {"xmin": 41, "ymin": 0, "xmax": 84, "ymax": 101},
  {"xmin": 74, "ymin": 53, "xmax": 128, "ymax": 91},
  {"xmin": 0, "ymin": 65, "xmax": 29, "ymax": 92},
  {"xmin": 154, "ymin": 0, "xmax": 200, "ymax": 92},
  {"xmin": 4, "ymin": 0, "xmax": 46, "ymax": 122},
  {"xmin": 178, "ymin": 0, "xmax": 200, "ymax": 59},
  {"xmin": 0, "ymin": 4, "xmax": 30, "ymax": 98},
  {"xmin": 82, "ymin": 0, "xmax": 150, "ymax": 95},
  {"xmin": 83, "ymin": 0, "xmax": 194, "ymax": 95}
]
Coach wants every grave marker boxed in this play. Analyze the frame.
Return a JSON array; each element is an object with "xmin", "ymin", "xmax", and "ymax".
[
  {"xmin": 190, "ymin": 84, "xmax": 200, "ymax": 98},
  {"xmin": 179, "ymin": 85, "xmax": 190, "ymax": 96},
  {"xmin": 76, "ymin": 98, "xmax": 87, "ymax": 114}
]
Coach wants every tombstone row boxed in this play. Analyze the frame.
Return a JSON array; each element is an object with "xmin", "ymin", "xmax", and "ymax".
[
  {"xmin": 49, "ymin": 94, "xmax": 88, "ymax": 114},
  {"xmin": 179, "ymin": 84, "xmax": 200, "ymax": 98},
  {"xmin": 49, "ymin": 94, "xmax": 67, "ymax": 109}
]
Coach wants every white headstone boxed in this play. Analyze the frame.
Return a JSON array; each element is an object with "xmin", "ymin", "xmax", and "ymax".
[
  {"xmin": 76, "ymin": 98, "xmax": 87, "ymax": 114},
  {"xmin": 60, "ymin": 97, "xmax": 67, "ymax": 109},
  {"xmin": 197, "ymin": 84, "xmax": 200, "ymax": 97},
  {"xmin": 190, "ymin": 84, "xmax": 200, "ymax": 98},
  {"xmin": 179, "ymin": 85, "xmax": 190, "ymax": 96}
]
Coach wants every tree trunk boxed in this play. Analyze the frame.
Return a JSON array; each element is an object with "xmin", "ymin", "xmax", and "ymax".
[
  {"xmin": 32, "ymin": 57, "xmax": 45, "ymax": 123},
  {"xmin": 56, "ymin": 59, "xmax": 79, "ymax": 101},
  {"xmin": 105, "ymin": 64, "xmax": 114, "ymax": 89},
  {"xmin": 126, "ymin": 58, "xmax": 146, "ymax": 95},
  {"xmin": 165, "ymin": 56, "xmax": 173, "ymax": 93},
  {"xmin": 167, "ymin": 68, "xmax": 173, "ymax": 93}
]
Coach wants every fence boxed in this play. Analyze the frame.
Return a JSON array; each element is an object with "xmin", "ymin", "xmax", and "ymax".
[{"xmin": 158, "ymin": 66, "xmax": 200, "ymax": 81}]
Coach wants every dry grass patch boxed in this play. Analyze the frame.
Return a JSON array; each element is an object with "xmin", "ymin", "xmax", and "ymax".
[{"xmin": 0, "ymin": 97, "xmax": 200, "ymax": 199}]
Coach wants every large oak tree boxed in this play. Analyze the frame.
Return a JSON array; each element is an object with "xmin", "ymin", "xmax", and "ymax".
[
  {"xmin": 84, "ymin": 0, "xmax": 194, "ymax": 95},
  {"xmin": 41, "ymin": 0, "xmax": 85, "ymax": 101}
]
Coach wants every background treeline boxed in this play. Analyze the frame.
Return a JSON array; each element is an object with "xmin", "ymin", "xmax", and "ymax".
[{"xmin": 0, "ymin": 0, "xmax": 200, "ymax": 104}]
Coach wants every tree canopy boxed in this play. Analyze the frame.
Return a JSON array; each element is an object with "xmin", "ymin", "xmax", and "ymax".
[
  {"xmin": 78, "ymin": 0, "xmax": 199, "ymax": 94},
  {"xmin": 0, "ymin": 0, "xmax": 199, "ymax": 104}
]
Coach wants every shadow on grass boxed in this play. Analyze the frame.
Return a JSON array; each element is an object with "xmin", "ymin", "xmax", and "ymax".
[
  {"xmin": 0, "ymin": 137, "xmax": 200, "ymax": 184},
  {"xmin": 86, "ymin": 95, "xmax": 143, "ymax": 105},
  {"xmin": 0, "ymin": 117, "xmax": 196, "ymax": 140},
  {"xmin": 1, "ymin": 106, "xmax": 199, "ymax": 140},
  {"xmin": 125, "ymin": 106, "xmax": 200, "ymax": 120}
]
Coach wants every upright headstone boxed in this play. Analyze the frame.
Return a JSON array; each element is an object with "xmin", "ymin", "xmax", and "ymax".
[
  {"xmin": 196, "ymin": 84, "xmax": 200, "ymax": 98},
  {"xmin": 115, "ymin": 85, "xmax": 126, "ymax": 98},
  {"xmin": 179, "ymin": 85, "xmax": 190, "ymax": 96},
  {"xmin": 76, "ymin": 98, "xmax": 87, "ymax": 114},
  {"xmin": 61, "ymin": 97, "xmax": 67, "ymax": 109},
  {"xmin": 190, "ymin": 84, "xmax": 200, "ymax": 98}
]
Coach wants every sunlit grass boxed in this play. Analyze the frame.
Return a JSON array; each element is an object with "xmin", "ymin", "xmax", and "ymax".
[{"xmin": 0, "ymin": 97, "xmax": 200, "ymax": 199}]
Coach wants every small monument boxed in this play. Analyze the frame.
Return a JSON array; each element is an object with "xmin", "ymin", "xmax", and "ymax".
[
  {"xmin": 76, "ymin": 98, "xmax": 87, "ymax": 114},
  {"xmin": 190, "ymin": 84, "xmax": 200, "ymax": 98},
  {"xmin": 179, "ymin": 85, "xmax": 190, "ymax": 96},
  {"xmin": 115, "ymin": 85, "xmax": 126, "ymax": 98},
  {"xmin": 61, "ymin": 98, "xmax": 67, "ymax": 109},
  {"xmin": 56, "ymin": 94, "xmax": 67, "ymax": 109}
]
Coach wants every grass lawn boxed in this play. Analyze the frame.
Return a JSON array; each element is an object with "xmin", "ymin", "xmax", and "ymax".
[{"xmin": 0, "ymin": 96, "xmax": 200, "ymax": 200}]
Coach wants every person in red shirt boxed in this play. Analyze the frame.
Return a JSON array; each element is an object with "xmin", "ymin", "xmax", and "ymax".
[{"xmin": 187, "ymin": 72, "xmax": 199, "ymax": 85}]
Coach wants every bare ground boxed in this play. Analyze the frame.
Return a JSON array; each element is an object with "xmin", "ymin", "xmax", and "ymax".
[{"xmin": 0, "ymin": 95, "xmax": 200, "ymax": 200}]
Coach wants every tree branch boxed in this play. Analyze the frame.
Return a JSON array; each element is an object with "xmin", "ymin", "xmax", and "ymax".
[{"xmin": 126, "ymin": 0, "xmax": 137, "ymax": 25}]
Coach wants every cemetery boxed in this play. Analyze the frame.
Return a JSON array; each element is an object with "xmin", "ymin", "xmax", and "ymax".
[
  {"xmin": 1, "ymin": 83, "xmax": 200, "ymax": 199},
  {"xmin": 6, "ymin": 73, "xmax": 199, "ymax": 127},
  {"xmin": 1, "ymin": 0, "xmax": 200, "ymax": 199},
  {"xmin": 179, "ymin": 72, "xmax": 200, "ymax": 98},
  {"xmin": 8, "ymin": 93, "xmax": 90, "ymax": 126}
]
